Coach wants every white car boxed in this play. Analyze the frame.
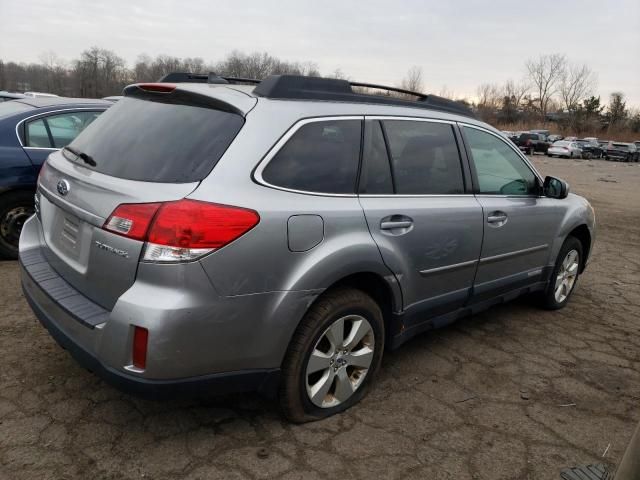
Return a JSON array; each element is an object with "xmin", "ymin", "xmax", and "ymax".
[{"xmin": 547, "ymin": 141, "xmax": 583, "ymax": 158}]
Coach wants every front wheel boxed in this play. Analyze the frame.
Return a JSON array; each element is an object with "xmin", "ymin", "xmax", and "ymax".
[
  {"xmin": 539, "ymin": 236, "xmax": 583, "ymax": 310},
  {"xmin": 279, "ymin": 288, "xmax": 385, "ymax": 423}
]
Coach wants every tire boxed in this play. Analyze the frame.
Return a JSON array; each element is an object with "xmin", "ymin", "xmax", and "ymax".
[
  {"xmin": 279, "ymin": 287, "xmax": 385, "ymax": 423},
  {"xmin": 0, "ymin": 191, "xmax": 35, "ymax": 260},
  {"xmin": 539, "ymin": 236, "xmax": 583, "ymax": 310}
]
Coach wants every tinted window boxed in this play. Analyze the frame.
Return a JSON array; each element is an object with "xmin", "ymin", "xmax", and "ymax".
[
  {"xmin": 360, "ymin": 121, "xmax": 393, "ymax": 194},
  {"xmin": 382, "ymin": 120, "xmax": 464, "ymax": 195},
  {"xmin": 262, "ymin": 120, "xmax": 361, "ymax": 194},
  {"xmin": 68, "ymin": 97, "xmax": 244, "ymax": 183},
  {"xmin": 464, "ymin": 127, "xmax": 538, "ymax": 195}
]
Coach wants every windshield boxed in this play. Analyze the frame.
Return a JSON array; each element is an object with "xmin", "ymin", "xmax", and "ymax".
[{"xmin": 67, "ymin": 96, "xmax": 244, "ymax": 183}]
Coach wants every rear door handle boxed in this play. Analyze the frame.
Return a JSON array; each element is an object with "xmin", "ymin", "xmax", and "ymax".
[
  {"xmin": 487, "ymin": 211, "xmax": 508, "ymax": 226},
  {"xmin": 381, "ymin": 220, "xmax": 413, "ymax": 230}
]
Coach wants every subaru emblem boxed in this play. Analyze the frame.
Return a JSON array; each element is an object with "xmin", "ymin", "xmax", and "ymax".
[{"xmin": 57, "ymin": 179, "xmax": 70, "ymax": 196}]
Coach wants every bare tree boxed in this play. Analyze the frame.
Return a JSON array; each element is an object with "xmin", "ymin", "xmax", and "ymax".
[
  {"xmin": 525, "ymin": 53, "xmax": 566, "ymax": 118},
  {"xmin": 476, "ymin": 83, "xmax": 502, "ymax": 109},
  {"xmin": 399, "ymin": 66, "xmax": 424, "ymax": 93},
  {"xmin": 560, "ymin": 63, "xmax": 596, "ymax": 112},
  {"xmin": 503, "ymin": 79, "xmax": 529, "ymax": 108}
]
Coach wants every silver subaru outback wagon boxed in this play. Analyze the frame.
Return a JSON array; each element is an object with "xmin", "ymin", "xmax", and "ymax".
[{"xmin": 19, "ymin": 74, "xmax": 595, "ymax": 422}]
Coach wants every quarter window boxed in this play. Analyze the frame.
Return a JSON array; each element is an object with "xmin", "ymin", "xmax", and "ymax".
[
  {"xmin": 262, "ymin": 120, "xmax": 362, "ymax": 194},
  {"xmin": 25, "ymin": 111, "xmax": 102, "ymax": 148},
  {"xmin": 463, "ymin": 127, "xmax": 538, "ymax": 195},
  {"xmin": 382, "ymin": 120, "xmax": 465, "ymax": 195}
]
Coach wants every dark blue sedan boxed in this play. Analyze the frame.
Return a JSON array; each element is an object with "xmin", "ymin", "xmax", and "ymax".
[{"xmin": 0, "ymin": 97, "xmax": 111, "ymax": 258}]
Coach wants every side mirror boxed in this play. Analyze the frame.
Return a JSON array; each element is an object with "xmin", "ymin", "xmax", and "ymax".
[{"xmin": 543, "ymin": 176, "xmax": 569, "ymax": 199}]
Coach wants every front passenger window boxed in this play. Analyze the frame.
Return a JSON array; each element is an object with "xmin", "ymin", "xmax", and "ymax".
[{"xmin": 463, "ymin": 127, "xmax": 538, "ymax": 195}]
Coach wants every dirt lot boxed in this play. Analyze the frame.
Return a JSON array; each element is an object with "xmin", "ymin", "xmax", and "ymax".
[{"xmin": 1, "ymin": 157, "xmax": 639, "ymax": 480}]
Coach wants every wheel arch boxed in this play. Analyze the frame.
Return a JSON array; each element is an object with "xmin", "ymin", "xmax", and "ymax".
[
  {"xmin": 567, "ymin": 224, "xmax": 592, "ymax": 273},
  {"xmin": 282, "ymin": 270, "xmax": 402, "ymax": 363}
]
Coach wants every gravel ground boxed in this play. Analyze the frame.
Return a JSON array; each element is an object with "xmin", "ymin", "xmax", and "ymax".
[{"xmin": 1, "ymin": 157, "xmax": 639, "ymax": 480}]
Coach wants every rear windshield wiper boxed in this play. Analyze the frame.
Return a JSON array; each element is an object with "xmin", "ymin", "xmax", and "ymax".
[{"xmin": 63, "ymin": 146, "xmax": 96, "ymax": 167}]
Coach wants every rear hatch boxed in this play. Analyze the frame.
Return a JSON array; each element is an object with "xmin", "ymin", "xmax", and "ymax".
[{"xmin": 35, "ymin": 85, "xmax": 251, "ymax": 310}]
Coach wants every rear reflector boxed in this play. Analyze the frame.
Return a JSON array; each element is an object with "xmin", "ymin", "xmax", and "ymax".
[
  {"xmin": 102, "ymin": 199, "xmax": 260, "ymax": 262},
  {"xmin": 132, "ymin": 326, "xmax": 148, "ymax": 369}
]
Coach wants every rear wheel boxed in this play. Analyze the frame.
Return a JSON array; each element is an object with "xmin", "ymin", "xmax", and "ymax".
[
  {"xmin": 279, "ymin": 288, "xmax": 384, "ymax": 423},
  {"xmin": 539, "ymin": 236, "xmax": 583, "ymax": 310},
  {"xmin": 0, "ymin": 191, "xmax": 35, "ymax": 260}
]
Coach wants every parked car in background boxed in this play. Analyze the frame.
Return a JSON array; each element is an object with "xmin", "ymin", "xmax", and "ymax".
[
  {"xmin": 19, "ymin": 74, "xmax": 595, "ymax": 422},
  {"xmin": 514, "ymin": 132, "xmax": 550, "ymax": 155},
  {"xmin": 23, "ymin": 92, "xmax": 59, "ymax": 98},
  {"xmin": 547, "ymin": 134, "xmax": 563, "ymax": 143},
  {"xmin": 583, "ymin": 137, "xmax": 598, "ymax": 143},
  {"xmin": 576, "ymin": 139, "xmax": 604, "ymax": 159},
  {"xmin": 564, "ymin": 136, "xmax": 578, "ymax": 142},
  {"xmin": 604, "ymin": 142, "xmax": 639, "ymax": 162},
  {"xmin": 0, "ymin": 91, "xmax": 27, "ymax": 102},
  {"xmin": 547, "ymin": 140, "xmax": 583, "ymax": 158},
  {"xmin": 529, "ymin": 129, "xmax": 550, "ymax": 137},
  {"xmin": 0, "ymin": 97, "xmax": 110, "ymax": 258}
]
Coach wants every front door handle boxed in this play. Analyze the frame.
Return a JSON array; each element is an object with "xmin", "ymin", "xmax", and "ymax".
[{"xmin": 487, "ymin": 211, "xmax": 508, "ymax": 226}]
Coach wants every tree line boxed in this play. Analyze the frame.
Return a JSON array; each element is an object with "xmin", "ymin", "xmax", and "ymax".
[
  {"xmin": 0, "ymin": 47, "xmax": 321, "ymax": 99},
  {"xmin": 400, "ymin": 54, "xmax": 638, "ymax": 136},
  {"xmin": 1, "ymin": 48, "xmax": 638, "ymax": 136}
]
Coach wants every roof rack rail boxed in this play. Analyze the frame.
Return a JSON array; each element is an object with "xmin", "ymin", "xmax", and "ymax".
[
  {"xmin": 349, "ymin": 81, "xmax": 427, "ymax": 100},
  {"xmin": 158, "ymin": 72, "xmax": 261, "ymax": 85},
  {"xmin": 156, "ymin": 72, "xmax": 475, "ymax": 118},
  {"xmin": 253, "ymin": 75, "xmax": 475, "ymax": 118}
]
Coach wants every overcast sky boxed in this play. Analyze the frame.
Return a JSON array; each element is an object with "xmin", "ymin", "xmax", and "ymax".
[{"xmin": 1, "ymin": 0, "xmax": 639, "ymax": 106}]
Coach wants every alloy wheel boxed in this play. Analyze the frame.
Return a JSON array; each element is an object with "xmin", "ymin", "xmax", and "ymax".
[
  {"xmin": 305, "ymin": 314, "xmax": 375, "ymax": 408},
  {"xmin": 554, "ymin": 249, "xmax": 579, "ymax": 303}
]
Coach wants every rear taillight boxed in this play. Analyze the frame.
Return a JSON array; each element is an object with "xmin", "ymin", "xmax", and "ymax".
[
  {"xmin": 132, "ymin": 326, "xmax": 148, "ymax": 370},
  {"xmin": 102, "ymin": 199, "xmax": 260, "ymax": 263},
  {"xmin": 37, "ymin": 161, "xmax": 48, "ymax": 185}
]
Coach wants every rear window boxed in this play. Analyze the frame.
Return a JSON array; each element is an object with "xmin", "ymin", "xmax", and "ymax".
[
  {"xmin": 66, "ymin": 97, "xmax": 244, "ymax": 183},
  {"xmin": 0, "ymin": 101, "xmax": 33, "ymax": 118},
  {"xmin": 261, "ymin": 119, "xmax": 362, "ymax": 194}
]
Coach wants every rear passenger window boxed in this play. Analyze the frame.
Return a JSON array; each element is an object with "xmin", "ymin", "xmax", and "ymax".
[
  {"xmin": 382, "ymin": 120, "xmax": 464, "ymax": 195},
  {"xmin": 262, "ymin": 120, "xmax": 362, "ymax": 194}
]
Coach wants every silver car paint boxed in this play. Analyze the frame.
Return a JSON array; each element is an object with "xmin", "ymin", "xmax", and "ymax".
[{"xmin": 20, "ymin": 84, "xmax": 596, "ymax": 382}]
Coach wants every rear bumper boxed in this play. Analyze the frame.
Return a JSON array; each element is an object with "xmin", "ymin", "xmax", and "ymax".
[{"xmin": 21, "ymin": 259, "xmax": 280, "ymax": 398}]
